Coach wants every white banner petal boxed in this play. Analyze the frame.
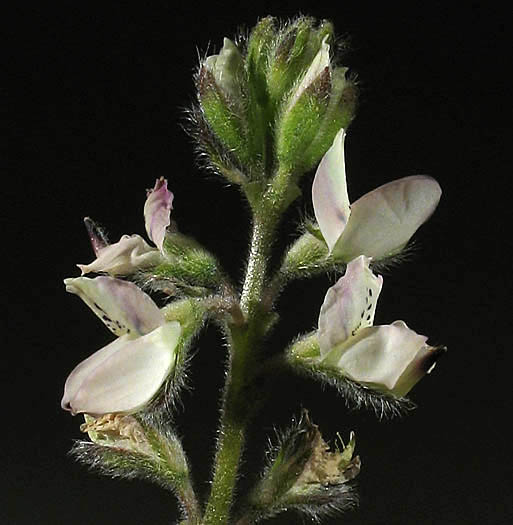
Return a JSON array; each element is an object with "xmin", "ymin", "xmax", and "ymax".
[
  {"xmin": 64, "ymin": 276, "xmax": 164, "ymax": 336},
  {"xmin": 62, "ymin": 321, "xmax": 181, "ymax": 415},
  {"xmin": 312, "ymin": 128, "xmax": 351, "ymax": 253},
  {"xmin": 318, "ymin": 256, "xmax": 382, "ymax": 355},
  {"xmin": 333, "ymin": 175, "xmax": 442, "ymax": 261},
  {"xmin": 61, "ymin": 335, "xmax": 129, "ymax": 414}
]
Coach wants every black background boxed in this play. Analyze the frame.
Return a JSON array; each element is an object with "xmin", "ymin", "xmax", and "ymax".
[{"xmin": 6, "ymin": 2, "xmax": 510, "ymax": 524}]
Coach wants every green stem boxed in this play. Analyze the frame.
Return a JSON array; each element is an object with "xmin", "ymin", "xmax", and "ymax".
[
  {"xmin": 203, "ymin": 180, "xmax": 287, "ymax": 523},
  {"xmin": 201, "ymin": 357, "xmax": 247, "ymax": 524},
  {"xmin": 144, "ymin": 425, "xmax": 201, "ymax": 523},
  {"xmin": 241, "ymin": 216, "xmax": 274, "ymax": 315}
]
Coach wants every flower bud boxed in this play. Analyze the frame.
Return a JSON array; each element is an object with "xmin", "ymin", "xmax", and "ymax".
[
  {"xmin": 245, "ymin": 16, "xmax": 276, "ymax": 106},
  {"xmin": 243, "ymin": 17, "xmax": 277, "ymax": 171},
  {"xmin": 192, "ymin": 17, "xmax": 357, "ymax": 190},
  {"xmin": 204, "ymin": 38, "xmax": 244, "ymax": 103},
  {"xmin": 273, "ymin": 27, "xmax": 357, "ymax": 177},
  {"xmin": 198, "ymin": 39, "xmax": 249, "ymax": 165},
  {"xmin": 267, "ymin": 18, "xmax": 333, "ymax": 108},
  {"xmin": 275, "ymin": 56, "xmax": 332, "ymax": 173},
  {"xmin": 301, "ymin": 68, "xmax": 357, "ymax": 172},
  {"xmin": 279, "ymin": 228, "xmax": 329, "ymax": 281}
]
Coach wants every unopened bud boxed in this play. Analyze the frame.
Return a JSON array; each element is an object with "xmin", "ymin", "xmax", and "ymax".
[
  {"xmin": 275, "ymin": 60, "xmax": 332, "ymax": 173},
  {"xmin": 245, "ymin": 16, "xmax": 276, "ymax": 104},
  {"xmin": 198, "ymin": 40, "xmax": 249, "ymax": 164},
  {"xmin": 301, "ymin": 68, "xmax": 357, "ymax": 172},
  {"xmin": 204, "ymin": 38, "xmax": 244, "ymax": 103}
]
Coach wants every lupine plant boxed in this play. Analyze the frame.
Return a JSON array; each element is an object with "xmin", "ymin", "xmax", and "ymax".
[{"xmin": 61, "ymin": 16, "xmax": 444, "ymax": 524}]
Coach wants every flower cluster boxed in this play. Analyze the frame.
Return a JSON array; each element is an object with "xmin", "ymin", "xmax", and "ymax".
[
  {"xmin": 62, "ymin": 179, "xmax": 181, "ymax": 416},
  {"xmin": 289, "ymin": 128, "xmax": 443, "ymax": 403}
]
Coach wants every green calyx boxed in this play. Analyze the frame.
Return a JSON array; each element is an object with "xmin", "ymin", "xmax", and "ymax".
[
  {"xmin": 198, "ymin": 65, "xmax": 250, "ymax": 166},
  {"xmin": 150, "ymin": 232, "xmax": 223, "ymax": 292},
  {"xmin": 275, "ymin": 68, "xmax": 331, "ymax": 173},
  {"xmin": 267, "ymin": 18, "xmax": 332, "ymax": 108}
]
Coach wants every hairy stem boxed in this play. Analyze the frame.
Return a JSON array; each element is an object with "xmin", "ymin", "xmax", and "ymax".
[{"xmin": 203, "ymin": 176, "xmax": 289, "ymax": 524}]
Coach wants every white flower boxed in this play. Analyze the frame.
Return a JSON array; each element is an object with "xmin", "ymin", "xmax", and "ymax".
[
  {"xmin": 312, "ymin": 129, "xmax": 442, "ymax": 261},
  {"xmin": 77, "ymin": 234, "xmax": 161, "ymax": 276},
  {"xmin": 317, "ymin": 256, "xmax": 441, "ymax": 396},
  {"xmin": 61, "ymin": 276, "xmax": 181, "ymax": 415},
  {"xmin": 79, "ymin": 178, "xmax": 173, "ymax": 275}
]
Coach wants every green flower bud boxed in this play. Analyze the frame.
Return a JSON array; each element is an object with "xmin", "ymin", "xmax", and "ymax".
[
  {"xmin": 245, "ymin": 17, "xmax": 277, "ymax": 171},
  {"xmin": 246, "ymin": 16, "xmax": 276, "ymax": 107},
  {"xmin": 280, "ymin": 230, "xmax": 330, "ymax": 281},
  {"xmin": 301, "ymin": 67, "xmax": 357, "ymax": 171},
  {"xmin": 274, "ymin": 37, "xmax": 357, "ymax": 177},
  {"xmin": 267, "ymin": 18, "xmax": 312, "ymax": 105},
  {"xmin": 192, "ymin": 17, "xmax": 357, "ymax": 188},
  {"xmin": 198, "ymin": 39, "xmax": 249, "ymax": 165},
  {"xmin": 275, "ymin": 60, "xmax": 332, "ymax": 173},
  {"xmin": 268, "ymin": 18, "xmax": 335, "ymax": 109}
]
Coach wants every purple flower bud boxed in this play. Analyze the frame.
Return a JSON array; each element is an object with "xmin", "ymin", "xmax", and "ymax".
[{"xmin": 144, "ymin": 177, "xmax": 174, "ymax": 253}]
